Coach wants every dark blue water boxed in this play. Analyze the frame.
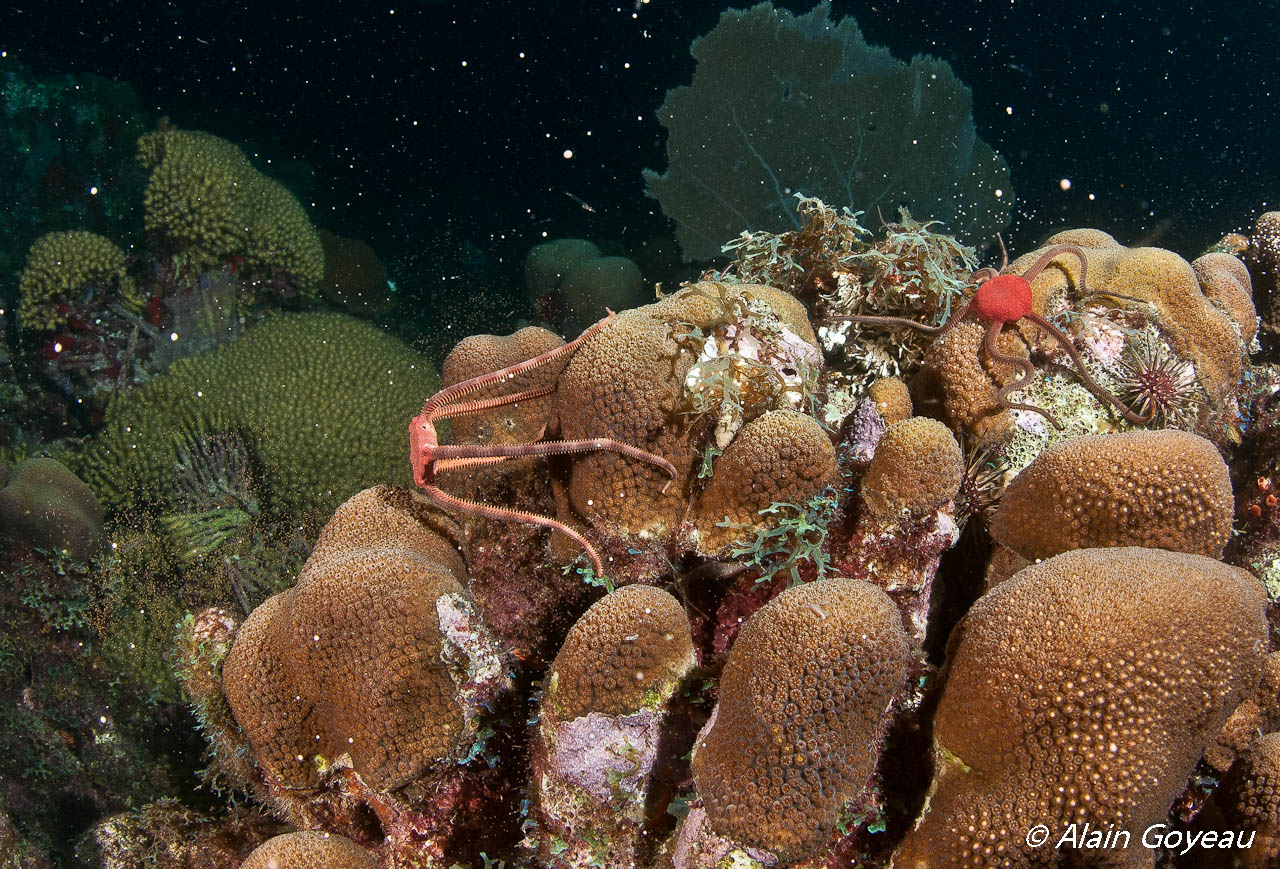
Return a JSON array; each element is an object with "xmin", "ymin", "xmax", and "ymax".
[{"xmin": 5, "ymin": 0, "xmax": 1274, "ymax": 274}]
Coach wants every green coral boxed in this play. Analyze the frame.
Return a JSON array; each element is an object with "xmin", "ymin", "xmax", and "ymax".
[
  {"xmin": 17, "ymin": 230, "xmax": 141, "ymax": 331},
  {"xmin": 137, "ymin": 128, "xmax": 324, "ymax": 294},
  {"xmin": 73, "ymin": 312, "xmax": 439, "ymax": 526}
]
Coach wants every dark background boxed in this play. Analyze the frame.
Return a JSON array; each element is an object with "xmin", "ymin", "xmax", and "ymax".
[{"xmin": 3, "ymin": 0, "xmax": 1275, "ymax": 302}]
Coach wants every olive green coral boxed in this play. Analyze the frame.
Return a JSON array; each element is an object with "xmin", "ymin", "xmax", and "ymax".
[
  {"xmin": 137, "ymin": 128, "xmax": 323, "ymax": 292},
  {"xmin": 17, "ymin": 230, "xmax": 138, "ymax": 331},
  {"xmin": 75, "ymin": 312, "xmax": 438, "ymax": 523}
]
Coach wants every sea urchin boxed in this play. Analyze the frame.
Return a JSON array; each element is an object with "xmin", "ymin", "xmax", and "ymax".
[{"xmin": 1114, "ymin": 337, "xmax": 1204, "ymax": 429}]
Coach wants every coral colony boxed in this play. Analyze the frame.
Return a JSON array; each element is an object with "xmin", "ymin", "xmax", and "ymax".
[{"xmin": 3, "ymin": 2, "xmax": 1280, "ymax": 868}]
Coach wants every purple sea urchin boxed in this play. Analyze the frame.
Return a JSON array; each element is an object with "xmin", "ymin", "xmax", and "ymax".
[
  {"xmin": 954, "ymin": 440, "xmax": 1007, "ymax": 529},
  {"xmin": 1114, "ymin": 337, "xmax": 1204, "ymax": 429}
]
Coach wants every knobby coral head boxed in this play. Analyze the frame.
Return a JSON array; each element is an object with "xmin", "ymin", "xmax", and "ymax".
[{"xmin": 406, "ymin": 309, "xmax": 676, "ymax": 576}]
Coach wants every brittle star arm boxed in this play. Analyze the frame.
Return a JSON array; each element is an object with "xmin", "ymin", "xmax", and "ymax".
[
  {"xmin": 420, "ymin": 310, "xmax": 616, "ymax": 422},
  {"xmin": 418, "ymin": 482, "xmax": 608, "ymax": 577},
  {"xmin": 1023, "ymin": 312, "xmax": 1155, "ymax": 425},
  {"xmin": 823, "ymin": 298, "xmax": 974, "ymax": 337},
  {"xmin": 982, "ymin": 322, "xmax": 1065, "ymax": 430},
  {"xmin": 428, "ymin": 438, "xmax": 677, "ymax": 493},
  {"xmin": 1018, "ymin": 243, "xmax": 1090, "ymax": 287}
]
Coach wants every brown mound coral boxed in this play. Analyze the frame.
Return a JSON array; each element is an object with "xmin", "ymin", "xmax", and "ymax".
[
  {"xmin": 222, "ymin": 485, "xmax": 496, "ymax": 794},
  {"xmin": 1209, "ymin": 651, "xmax": 1280, "ymax": 772},
  {"xmin": 1009, "ymin": 229, "xmax": 1252, "ymax": 408},
  {"xmin": 895, "ymin": 547, "xmax": 1268, "ymax": 867},
  {"xmin": 989, "ymin": 430, "xmax": 1232, "ymax": 563},
  {"xmin": 867, "ymin": 376, "xmax": 913, "ymax": 424},
  {"xmin": 860, "ymin": 417, "xmax": 963, "ymax": 523},
  {"xmin": 555, "ymin": 281, "xmax": 819, "ymax": 541},
  {"xmin": 545, "ymin": 584, "xmax": 695, "ymax": 722},
  {"xmin": 916, "ymin": 319, "xmax": 1020, "ymax": 444},
  {"xmin": 439, "ymin": 325, "xmax": 566, "ymax": 448},
  {"xmin": 1227, "ymin": 732, "xmax": 1280, "ymax": 867},
  {"xmin": 531, "ymin": 585, "xmax": 697, "ymax": 867},
  {"xmin": 1193, "ymin": 250, "xmax": 1257, "ymax": 347},
  {"xmin": 915, "ymin": 230, "xmax": 1253, "ymax": 448},
  {"xmin": 693, "ymin": 409, "xmax": 836, "ymax": 553},
  {"xmin": 241, "ymin": 831, "xmax": 377, "ymax": 869},
  {"xmin": 0, "ymin": 457, "xmax": 104, "ymax": 560},
  {"xmin": 692, "ymin": 578, "xmax": 908, "ymax": 860}
]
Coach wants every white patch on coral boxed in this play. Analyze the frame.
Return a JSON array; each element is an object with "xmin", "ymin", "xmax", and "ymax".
[
  {"xmin": 552, "ymin": 709, "xmax": 661, "ymax": 815},
  {"xmin": 436, "ymin": 593, "xmax": 509, "ymax": 718}
]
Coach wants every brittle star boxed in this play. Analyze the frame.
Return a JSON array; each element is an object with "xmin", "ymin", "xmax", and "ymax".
[
  {"xmin": 409, "ymin": 310, "xmax": 677, "ymax": 577},
  {"xmin": 828, "ymin": 242, "xmax": 1155, "ymax": 429}
]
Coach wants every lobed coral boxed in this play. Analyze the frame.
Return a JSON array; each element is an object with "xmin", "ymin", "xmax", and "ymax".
[
  {"xmin": 221, "ymin": 485, "xmax": 492, "ymax": 795},
  {"xmin": 543, "ymin": 585, "xmax": 695, "ymax": 723},
  {"xmin": 689, "ymin": 578, "xmax": 908, "ymax": 861},
  {"xmin": 241, "ymin": 831, "xmax": 377, "ymax": 869},
  {"xmin": 524, "ymin": 238, "xmax": 647, "ymax": 332},
  {"xmin": 525, "ymin": 238, "xmax": 602, "ymax": 298},
  {"xmin": 1225, "ymin": 733, "xmax": 1280, "ymax": 867},
  {"xmin": 1015, "ymin": 230, "xmax": 1250, "ymax": 411},
  {"xmin": 835, "ymin": 415, "xmax": 964, "ymax": 641},
  {"xmin": 867, "ymin": 377, "xmax": 913, "ymax": 425},
  {"xmin": 530, "ymin": 585, "xmax": 697, "ymax": 867},
  {"xmin": 908, "ymin": 229, "xmax": 1254, "ymax": 463},
  {"xmin": 1235, "ymin": 210, "xmax": 1280, "ymax": 342},
  {"xmin": 318, "ymin": 230, "xmax": 394, "ymax": 316},
  {"xmin": 17, "ymin": 230, "xmax": 138, "ymax": 332},
  {"xmin": 693, "ymin": 409, "xmax": 836, "ymax": 554},
  {"xmin": 555, "ymin": 282, "xmax": 820, "ymax": 544},
  {"xmin": 61, "ymin": 200, "xmax": 1278, "ymax": 868},
  {"xmin": 859, "ymin": 417, "xmax": 963, "ymax": 523},
  {"xmin": 895, "ymin": 547, "xmax": 1268, "ymax": 867},
  {"xmin": 75, "ymin": 312, "xmax": 438, "ymax": 524},
  {"xmin": 1207, "ymin": 651, "xmax": 1280, "ymax": 772},
  {"xmin": 988, "ymin": 430, "xmax": 1232, "ymax": 566},
  {"xmin": 137, "ymin": 127, "xmax": 324, "ymax": 294},
  {"xmin": 440, "ymin": 325, "xmax": 566, "ymax": 449}
]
